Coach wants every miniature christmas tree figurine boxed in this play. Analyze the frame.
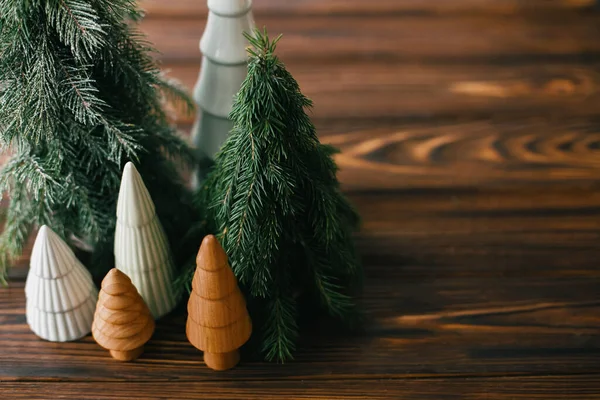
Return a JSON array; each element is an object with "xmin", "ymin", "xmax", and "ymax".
[
  {"xmin": 0, "ymin": 0, "xmax": 197, "ymax": 282},
  {"xmin": 114, "ymin": 162, "xmax": 177, "ymax": 319},
  {"xmin": 92, "ymin": 268, "xmax": 155, "ymax": 362},
  {"xmin": 26, "ymin": 226, "xmax": 98, "ymax": 342},
  {"xmin": 191, "ymin": 0, "xmax": 255, "ymax": 181},
  {"xmin": 186, "ymin": 235, "xmax": 252, "ymax": 371},
  {"xmin": 196, "ymin": 30, "xmax": 362, "ymax": 362}
]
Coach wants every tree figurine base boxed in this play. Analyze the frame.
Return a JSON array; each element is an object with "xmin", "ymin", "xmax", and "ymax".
[
  {"xmin": 110, "ymin": 347, "xmax": 144, "ymax": 362},
  {"xmin": 204, "ymin": 350, "xmax": 240, "ymax": 371}
]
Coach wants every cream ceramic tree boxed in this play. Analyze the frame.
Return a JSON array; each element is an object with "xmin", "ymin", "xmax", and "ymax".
[
  {"xmin": 25, "ymin": 226, "xmax": 98, "ymax": 342},
  {"xmin": 114, "ymin": 162, "xmax": 177, "ymax": 319},
  {"xmin": 191, "ymin": 0, "xmax": 255, "ymax": 182}
]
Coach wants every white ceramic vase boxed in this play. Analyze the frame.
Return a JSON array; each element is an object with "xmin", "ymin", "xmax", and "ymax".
[
  {"xmin": 114, "ymin": 162, "xmax": 177, "ymax": 319},
  {"xmin": 191, "ymin": 0, "xmax": 255, "ymax": 183},
  {"xmin": 25, "ymin": 226, "xmax": 98, "ymax": 342}
]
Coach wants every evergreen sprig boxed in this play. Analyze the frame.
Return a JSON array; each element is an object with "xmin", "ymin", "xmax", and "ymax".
[
  {"xmin": 187, "ymin": 29, "xmax": 362, "ymax": 362},
  {"xmin": 0, "ymin": 0, "xmax": 197, "ymax": 282}
]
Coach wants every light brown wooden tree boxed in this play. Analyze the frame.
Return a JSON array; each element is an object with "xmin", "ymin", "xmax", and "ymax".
[
  {"xmin": 92, "ymin": 269, "xmax": 155, "ymax": 361},
  {"xmin": 186, "ymin": 235, "xmax": 252, "ymax": 371}
]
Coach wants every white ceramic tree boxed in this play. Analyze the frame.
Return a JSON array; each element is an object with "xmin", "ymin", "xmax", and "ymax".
[
  {"xmin": 191, "ymin": 0, "xmax": 255, "ymax": 182},
  {"xmin": 25, "ymin": 225, "xmax": 98, "ymax": 342},
  {"xmin": 114, "ymin": 162, "xmax": 177, "ymax": 319}
]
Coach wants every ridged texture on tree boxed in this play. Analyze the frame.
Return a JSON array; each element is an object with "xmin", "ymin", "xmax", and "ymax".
[
  {"xmin": 115, "ymin": 162, "xmax": 177, "ymax": 319},
  {"xmin": 25, "ymin": 226, "xmax": 98, "ymax": 342},
  {"xmin": 92, "ymin": 269, "xmax": 155, "ymax": 361},
  {"xmin": 186, "ymin": 235, "xmax": 251, "ymax": 370}
]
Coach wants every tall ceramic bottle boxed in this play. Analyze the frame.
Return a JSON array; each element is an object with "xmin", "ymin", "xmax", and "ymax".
[{"xmin": 191, "ymin": 0, "xmax": 255, "ymax": 183}]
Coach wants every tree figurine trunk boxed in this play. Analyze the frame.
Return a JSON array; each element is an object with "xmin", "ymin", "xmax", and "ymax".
[
  {"xmin": 191, "ymin": 0, "xmax": 255, "ymax": 183},
  {"xmin": 197, "ymin": 30, "xmax": 362, "ymax": 362},
  {"xmin": 186, "ymin": 235, "xmax": 252, "ymax": 371},
  {"xmin": 92, "ymin": 269, "xmax": 155, "ymax": 362},
  {"xmin": 114, "ymin": 162, "xmax": 178, "ymax": 319}
]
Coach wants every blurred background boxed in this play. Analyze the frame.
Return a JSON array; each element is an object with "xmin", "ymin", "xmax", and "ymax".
[{"xmin": 140, "ymin": 0, "xmax": 600, "ymax": 192}]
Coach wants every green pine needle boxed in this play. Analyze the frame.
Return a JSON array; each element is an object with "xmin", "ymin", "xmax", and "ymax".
[
  {"xmin": 189, "ymin": 28, "xmax": 363, "ymax": 362},
  {"xmin": 0, "ymin": 0, "xmax": 198, "ymax": 281}
]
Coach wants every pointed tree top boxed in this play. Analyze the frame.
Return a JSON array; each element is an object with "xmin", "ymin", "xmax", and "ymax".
[
  {"xmin": 101, "ymin": 268, "xmax": 136, "ymax": 295},
  {"xmin": 207, "ymin": 0, "xmax": 252, "ymax": 16},
  {"xmin": 26, "ymin": 225, "xmax": 97, "ymax": 315},
  {"xmin": 196, "ymin": 235, "xmax": 229, "ymax": 272},
  {"xmin": 30, "ymin": 225, "xmax": 78, "ymax": 279},
  {"xmin": 116, "ymin": 162, "xmax": 156, "ymax": 227}
]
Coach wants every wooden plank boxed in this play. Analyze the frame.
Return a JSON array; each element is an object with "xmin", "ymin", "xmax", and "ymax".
[
  {"xmin": 140, "ymin": 13, "xmax": 600, "ymax": 63},
  {"xmin": 98, "ymin": 118, "xmax": 600, "ymax": 192},
  {"xmin": 160, "ymin": 62, "xmax": 600, "ymax": 123},
  {"xmin": 317, "ymin": 119, "xmax": 600, "ymax": 191},
  {"xmin": 141, "ymin": 0, "xmax": 597, "ymax": 17},
  {"xmin": 352, "ymin": 187, "xmax": 600, "ymax": 276},
  {"xmin": 3, "ymin": 376, "xmax": 600, "ymax": 399},
  {"xmin": 1, "ymin": 276, "xmax": 598, "ymax": 381},
  {"xmin": 7, "ymin": 187, "xmax": 600, "ymax": 281},
  {"xmin": 2, "ymin": 189, "xmax": 600, "ymax": 381}
]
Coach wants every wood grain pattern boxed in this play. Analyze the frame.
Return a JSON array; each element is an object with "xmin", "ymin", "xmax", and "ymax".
[
  {"xmin": 162, "ymin": 62, "xmax": 600, "ymax": 122},
  {"xmin": 141, "ymin": 0, "xmax": 597, "ymax": 17},
  {"xmin": 186, "ymin": 235, "xmax": 251, "ymax": 371},
  {"xmin": 141, "ymin": 13, "xmax": 600, "ymax": 63},
  {"xmin": 3, "ymin": 1, "xmax": 600, "ymax": 398},
  {"xmin": 2, "ymin": 191, "xmax": 600, "ymax": 386},
  {"xmin": 3, "ymin": 376, "xmax": 600, "ymax": 399},
  {"xmin": 323, "ymin": 119, "xmax": 600, "ymax": 190},
  {"xmin": 92, "ymin": 269, "xmax": 155, "ymax": 362}
]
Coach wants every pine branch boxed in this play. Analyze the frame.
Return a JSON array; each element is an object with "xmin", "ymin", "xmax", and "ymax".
[
  {"xmin": 262, "ymin": 293, "xmax": 299, "ymax": 362},
  {"xmin": 0, "ymin": 186, "xmax": 35, "ymax": 284},
  {"xmin": 45, "ymin": 0, "xmax": 105, "ymax": 60},
  {"xmin": 196, "ymin": 29, "xmax": 362, "ymax": 361},
  {"xmin": 0, "ymin": 0, "xmax": 197, "ymax": 282},
  {"xmin": 156, "ymin": 73, "xmax": 196, "ymax": 117}
]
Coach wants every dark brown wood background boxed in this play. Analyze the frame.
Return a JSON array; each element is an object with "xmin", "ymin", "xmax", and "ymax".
[{"xmin": 2, "ymin": 1, "xmax": 600, "ymax": 398}]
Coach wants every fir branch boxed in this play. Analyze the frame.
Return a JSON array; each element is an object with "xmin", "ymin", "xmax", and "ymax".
[
  {"xmin": 196, "ymin": 29, "xmax": 362, "ymax": 361},
  {"xmin": 0, "ymin": 186, "xmax": 34, "ymax": 284},
  {"xmin": 156, "ymin": 73, "xmax": 196, "ymax": 118},
  {"xmin": 0, "ymin": 0, "xmax": 197, "ymax": 281},
  {"xmin": 312, "ymin": 262, "xmax": 356, "ymax": 319},
  {"xmin": 59, "ymin": 62, "xmax": 107, "ymax": 125},
  {"xmin": 262, "ymin": 293, "xmax": 299, "ymax": 362},
  {"xmin": 0, "ymin": 151, "xmax": 60, "ymax": 202},
  {"xmin": 45, "ymin": 0, "xmax": 105, "ymax": 60}
]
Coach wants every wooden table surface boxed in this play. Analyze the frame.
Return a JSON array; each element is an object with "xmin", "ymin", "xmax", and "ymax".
[{"xmin": 2, "ymin": 1, "xmax": 600, "ymax": 399}]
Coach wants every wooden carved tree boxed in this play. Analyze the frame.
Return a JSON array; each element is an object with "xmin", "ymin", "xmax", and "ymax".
[
  {"xmin": 92, "ymin": 269, "xmax": 155, "ymax": 361},
  {"xmin": 186, "ymin": 235, "xmax": 252, "ymax": 370}
]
